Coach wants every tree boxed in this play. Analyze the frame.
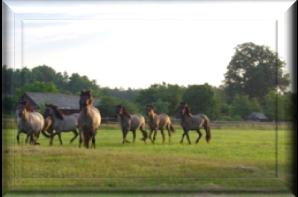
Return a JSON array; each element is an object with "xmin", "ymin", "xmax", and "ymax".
[
  {"xmin": 135, "ymin": 83, "xmax": 184, "ymax": 116},
  {"xmin": 264, "ymin": 90, "xmax": 293, "ymax": 121},
  {"xmin": 224, "ymin": 42, "xmax": 290, "ymax": 102},
  {"xmin": 16, "ymin": 81, "xmax": 58, "ymax": 99},
  {"xmin": 67, "ymin": 73, "xmax": 98, "ymax": 94},
  {"xmin": 99, "ymin": 95, "xmax": 140, "ymax": 118},
  {"xmin": 230, "ymin": 94, "xmax": 262, "ymax": 119},
  {"xmin": 31, "ymin": 65, "xmax": 57, "ymax": 83},
  {"xmin": 2, "ymin": 65, "xmax": 13, "ymax": 95},
  {"xmin": 182, "ymin": 84, "xmax": 216, "ymax": 119}
]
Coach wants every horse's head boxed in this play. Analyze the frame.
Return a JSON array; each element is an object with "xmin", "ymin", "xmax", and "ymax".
[
  {"xmin": 79, "ymin": 90, "xmax": 93, "ymax": 110},
  {"xmin": 115, "ymin": 104, "xmax": 124, "ymax": 116},
  {"xmin": 18, "ymin": 101, "xmax": 33, "ymax": 118},
  {"xmin": 115, "ymin": 104, "xmax": 131, "ymax": 118},
  {"xmin": 177, "ymin": 102, "xmax": 191, "ymax": 117},
  {"xmin": 146, "ymin": 104, "xmax": 155, "ymax": 117},
  {"xmin": 45, "ymin": 104, "xmax": 64, "ymax": 120},
  {"xmin": 44, "ymin": 104, "xmax": 51, "ymax": 118}
]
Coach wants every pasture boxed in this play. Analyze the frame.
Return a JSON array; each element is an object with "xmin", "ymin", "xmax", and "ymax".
[{"xmin": 2, "ymin": 125, "xmax": 294, "ymax": 195}]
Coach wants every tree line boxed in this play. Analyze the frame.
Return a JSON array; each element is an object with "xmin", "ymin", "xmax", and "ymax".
[{"xmin": 2, "ymin": 42, "xmax": 293, "ymax": 121}]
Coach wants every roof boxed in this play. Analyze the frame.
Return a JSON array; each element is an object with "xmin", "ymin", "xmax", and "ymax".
[
  {"xmin": 24, "ymin": 92, "xmax": 100, "ymax": 110},
  {"xmin": 247, "ymin": 112, "xmax": 268, "ymax": 120}
]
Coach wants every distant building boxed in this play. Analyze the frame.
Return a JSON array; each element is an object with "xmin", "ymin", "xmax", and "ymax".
[
  {"xmin": 19, "ymin": 92, "xmax": 100, "ymax": 114},
  {"xmin": 247, "ymin": 112, "xmax": 269, "ymax": 122}
]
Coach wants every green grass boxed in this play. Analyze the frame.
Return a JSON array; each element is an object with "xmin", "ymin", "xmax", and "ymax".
[{"xmin": 2, "ymin": 127, "xmax": 294, "ymax": 195}]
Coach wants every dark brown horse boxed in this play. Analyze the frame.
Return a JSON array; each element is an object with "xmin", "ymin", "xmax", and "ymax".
[
  {"xmin": 115, "ymin": 105, "xmax": 148, "ymax": 144},
  {"xmin": 177, "ymin": 102, "xmax": 211, "ymax": 144},
  {"xmin": 78, "ymin": 90, "xmax": 101, "ymax": 148},
  {"xmin": 146, "ymin": 104, "xmax": 175, "ymax": 144}
]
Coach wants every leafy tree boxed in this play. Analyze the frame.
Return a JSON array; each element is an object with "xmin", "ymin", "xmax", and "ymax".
[
  {"xmin": 67, "ymin": 73, "xmax": 98, "ymax": 94},
  {"xmin": 99, "ymin": 95, "xmax": 140, "ymax": 118},
  {"xmin": 2, "ymin": 95, "xmax": 17, "ymax": 114},
  {"xmin": 153, "ymin": 99, "xmax": 170, "ymax": 114},
  {"xmin": 2, "ymin": 65, "xmax": 13, "ymax": 95},
  {"xmin": 31, "ymin": 65, "xmax": 57, "ymax": 82},
  {"xmin": 264, "ymin": 90, "xmax": 293, "ymax": 121},
  {"xmin": 16, "ymin": 81, "xmax": 58, "ymax": 99},
  {"xmin": 230, "ymin": 94, "xmax": 261, "ymax": 119},
  {"xmin": 224, "ymin": 42, "xmax": 290, "ymax": 102},
  {"xmin": 99, "ymin": 96, "xmax": 121, "ymax": 118},
  {"xmin": 182, "ymin": 84, "xmax": 216, "ymax": 119},
  {"xmin": 135, "ymin": 83, "xmax": 184, "ymax": 116}
]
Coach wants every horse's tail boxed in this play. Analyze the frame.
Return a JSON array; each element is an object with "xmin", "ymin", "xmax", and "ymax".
[
  {"xmin": 41, "ymin": 129, "xmax": 51, "ymax": 138},
  {"xmin": 168, "ymin": 123, "xmax": 175, "ymax": 133},
  {"xmin": 42, "ymin": 117, "xmax": 52, "ymax": 138},
  {"xmin": 203, "ymin": 116, "xmax": 211, "ymax": 143}
]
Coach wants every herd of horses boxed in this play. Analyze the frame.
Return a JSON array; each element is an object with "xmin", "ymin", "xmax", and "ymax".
[{"xmin": 16, "ymin": 90, "xmax": 211, "ymax": 148}]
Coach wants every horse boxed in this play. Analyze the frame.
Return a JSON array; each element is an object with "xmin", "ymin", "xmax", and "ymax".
[
  {"xmin": 16, "ymin": 101, "xmax": 45, "ymax": 145},
  {"xmin": 177, "ymin": 102, "xmax": 211, "ymax": 144},
  {"xmin": 115, "ymin": 105, "xmax": 148, "ymax": 144},
  {"xmin": 78, "ymin": 90, "xmax": 101, "ymax": 148},
  {"xmin": 43, "ymin": 104, "xmax": 79, "ymax": 145},
  {"xmin": 146, "ymin": 104, "xmax": 175, "ymax": 144}
]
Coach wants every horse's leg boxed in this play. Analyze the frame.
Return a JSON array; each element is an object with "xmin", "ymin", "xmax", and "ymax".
[
  {"xmin": 167, "ymin": 126, "xmax": 172, "ymax": 144},
  {"xmin": 121, "ymin": 129, "xmax": 125, "ymax": 144},
  {"xmin": 122, "ymin": 129, "xmax": 129, "ymax": 144},
  {"xmin": 33, "ymin": 132, "xmax": 40, "ymax": 145},
  {"xmin": 57, "ymin": 132, "xmax": 63, "ymax": 145},
  {"xmin": 49, "ymin": 132, "xmax": 56, "ymax": 146},
  {"xmin": 24, "ymin": 132, "xmax": 30, "ymax": 144},
  {"xmin": 132, "ymin": 130, "xmax": 136, "ymax": 143},
  {"xmin": 79, "ymin": 131, "xmax": 83, "ymax": 148},
  {"xmin": 160, "ymin": 129, "xmax": 165, "ymax": 144},
  {"xmin": 180, "ymin": 131, "xmax": 186, "ymax": 144},
  {"xmin": 152, "ymin": 129, "xmax": 158, "ymax": 143},
  {"xmin": 186, "ymin": 131, "xmax": 191, "ymax": 144},
  {"xmin": 84, "ymin": 133, "xmax": 89, "ymax": 148},
  {"xmin": 70, "ymin": 129, "xmax": 79, "ymax": 144},
  {"xmin": 91, "ymin": 134, "xmax": 96, "ymax": 149},
  {"xmin": 124, "ymin": 130, "xmax": 130, "ymax": 143},
  {"xmin": 29, "ymin": 134, "xmax": 35, "ymax": 145},
  {"xmin": 16, "ymin": 130, "xmax": 21, "ymax": 145},
  {"xmin": 195, "ymin": 129, "xmax": 202, "ymax": 144},
  {"xmin": 149, "ymin": 129, "xmax": 154, "ymax": 143},
  {"xmin": 139, "ymin": 126, "xmax": 147, "ymax": 142}
]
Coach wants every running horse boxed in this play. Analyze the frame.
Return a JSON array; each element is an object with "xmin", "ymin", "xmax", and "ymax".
[
  {"xmin": 146, "ymin": 104, "xmax": 175, "ymax": 144},
  {"xmin": 115, "ymin": 105, "xmax": 148, "ymax": 144},
  {"xmin": 78, "ymin": 90, "xmax": 101, "ymax": 148},
  {"xmin": 177, "ymin": 102, "xmax": 211, "ymax": 144}
]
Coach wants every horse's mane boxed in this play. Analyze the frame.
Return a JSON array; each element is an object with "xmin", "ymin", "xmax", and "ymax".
[
  {"xmin": 20, "ymin": 101, "xmax": 34, "ymax": 112},
  {"xmin": 146, "ymin": 104, "xmax": 156, "ymax": 113},
  {"xmin": 117, "ymin": 105, "xmax": 131, "ymax": 118},
  {"xmin": 80, "ymin": 90, "xmax": 94, "ymax": 107},
  {"xmin": 46, "ymin": 104, "xmax": 64, "ymax": 120},
  {"xmin": 179, "ymin": 102, "xmax": 192, "ymax": 117},
  {"xmin": 184, "ymin": 106, "xmax": 192, "ymax": 117}
]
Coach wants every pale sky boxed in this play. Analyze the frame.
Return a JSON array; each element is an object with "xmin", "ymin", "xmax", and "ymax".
[{"xmin": 3, "ymin": 0, "xmax": 295, "ymax": 89}]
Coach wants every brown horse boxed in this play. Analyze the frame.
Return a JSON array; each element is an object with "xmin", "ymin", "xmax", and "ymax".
[
  {"xmin": 16, "ymin": 101, "xmax": 44, "ymax": 145},
  {"xmin": 78, "ymin": 90, "xmax": 101, "ymax": 148},
  {"xmin": 115, "ymin": 105, "xmax": 148, "ymax": 144},
  {"xmin": 177, "ymin": 102, "xmax": 211, "ymax": 144},
  {"xmin": 146, "ymin": 104, "xmax": 175, "ymax": 144}
]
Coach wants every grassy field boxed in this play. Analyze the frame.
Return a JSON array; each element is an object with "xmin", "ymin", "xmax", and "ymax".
[{"xmin": 2, "ymin": 126, "xmax": 294, "ymax": 196}]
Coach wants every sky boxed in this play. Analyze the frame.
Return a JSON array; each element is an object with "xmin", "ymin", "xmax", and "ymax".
[{"xmin": 3, "ymin": 0, "xmax": 295, "ymax": 89}]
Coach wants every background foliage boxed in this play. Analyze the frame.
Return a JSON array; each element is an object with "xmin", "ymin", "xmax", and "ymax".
[{"xmin": 2, "ymin": 42, "xmax": 293, "ymax": 121}]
